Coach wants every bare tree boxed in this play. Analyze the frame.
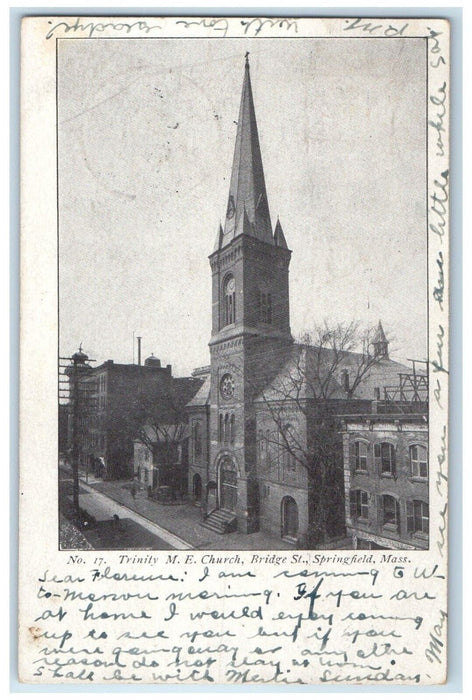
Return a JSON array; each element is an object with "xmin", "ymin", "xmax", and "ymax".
[
  {"xmin": 255, "ymin": 320, "xmax": 389, "ymax": 546},
  {"xmin": 130, "ymin": 380, "xmax": 200, "ymax": 497}
]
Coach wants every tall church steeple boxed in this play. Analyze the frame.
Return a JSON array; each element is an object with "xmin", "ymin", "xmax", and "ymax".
[
  {"xmin": 204, "ymin": 57, "xmax": 293, "ymax": 536},
  {"xmin": 209, "ymin": 56, "xmax": 292, "ymax": 341},
  {"xmin": 219, "ymin": 55, "xmax": 273, "ymax": 249}
]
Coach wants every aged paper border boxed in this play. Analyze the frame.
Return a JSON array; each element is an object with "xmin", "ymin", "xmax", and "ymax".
[{"xmin": 16, "ymin": 11, "xmax": 456, "ymax": 689}]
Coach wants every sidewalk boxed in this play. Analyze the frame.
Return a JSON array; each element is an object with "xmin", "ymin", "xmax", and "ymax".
[{"xmin": 83, "ymin": 476, "xmax": 293, "ymax": 551}]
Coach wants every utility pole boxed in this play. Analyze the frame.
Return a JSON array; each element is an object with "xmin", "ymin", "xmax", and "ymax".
[{"xmin": 60, "ymin": 347, "xmax": 94, "ymax": 516}]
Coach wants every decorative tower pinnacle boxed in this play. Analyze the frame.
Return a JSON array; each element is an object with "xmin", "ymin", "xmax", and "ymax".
[
  {"xmin": 219, "ymin": 56, "xmax": 274, "ymax": 249},
  {"xmin": 274, "ymin": 217, "xmax": 288, "ymax": 249},
  {"xmin": 372, "ymin": 320, "xmax": 389, "ymax": 359}
]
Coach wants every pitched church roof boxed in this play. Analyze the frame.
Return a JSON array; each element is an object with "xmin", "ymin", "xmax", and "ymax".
[
  {"xmin": 186, "ymin": 372, "xmax": 211, "ymax": 407},
  {"xmin": 219, "ymin": 56, "xmax": 274, "ymax": 249},
  {"xmin": 254, "ymin": 343, "xmax": 415, "ymax": 404}
]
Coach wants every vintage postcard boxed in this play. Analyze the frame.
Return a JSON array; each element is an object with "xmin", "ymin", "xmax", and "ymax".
[{"xmin": 19, "ymin": 16, "xmax": 449, "ymax": 685}]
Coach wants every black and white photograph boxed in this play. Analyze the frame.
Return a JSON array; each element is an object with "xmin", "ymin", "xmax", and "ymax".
[
  {"xmin": 58, "ymin": 36, "xmax": 430, "ymax": 552},
  {"xmin": 19, "ymin": 15, "xmax": 451, "ymax": 686}
]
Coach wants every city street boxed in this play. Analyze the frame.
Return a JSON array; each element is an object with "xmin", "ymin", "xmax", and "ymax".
[
  {"xmin": 59, "ymin": 466, "xmax": 294, "ymax": 551},
  {"xmin": 59, "ymin": 469, "xmax": 188, "ymax": 550}
]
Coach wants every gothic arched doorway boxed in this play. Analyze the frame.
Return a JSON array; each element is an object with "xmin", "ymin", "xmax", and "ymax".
[
  {"xmin": 282, "ymin": 496, "xmax": 299, "ymax": 539},
  {"xmin": 219, "ymin": 457, "xmax": 238, "ymax": 513},
  {"xmin": 193, "ymin": 473, "xmax": 202, "ymax": 505}
]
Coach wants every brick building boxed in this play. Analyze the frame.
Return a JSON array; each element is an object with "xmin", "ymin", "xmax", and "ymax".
[
  {"xmin": 341, "ymin": 409, "xmax": 428, "ymax": 550},
  {"xmin": 66, "ymin": 353, "xmax": 201, "ymax": 480},
  {"xmin": 340, "ymin": 365, "xmax": 428, "ymax": 549}
]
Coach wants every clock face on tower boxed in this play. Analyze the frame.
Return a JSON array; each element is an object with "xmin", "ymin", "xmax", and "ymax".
[{"xmin": 220, "ymin": 373, "xmax": 235, "ymax": 400}]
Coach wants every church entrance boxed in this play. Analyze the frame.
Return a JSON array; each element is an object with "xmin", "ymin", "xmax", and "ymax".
[
  {"xmin": 219, "ymin": 458, "xmax": 238, "ymax": 512},
  {"xmin": 282, "ymin": 496, "xmax": 299, "ymax": 540}
]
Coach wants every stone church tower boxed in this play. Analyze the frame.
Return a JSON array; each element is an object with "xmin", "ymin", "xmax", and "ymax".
[{"xmin": 206, "ymin": 57, "xmax": 293, "ymax": 533}]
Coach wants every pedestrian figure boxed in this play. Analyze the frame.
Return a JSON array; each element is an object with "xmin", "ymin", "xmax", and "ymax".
[
  {"xmin": 130, "ymin": 485, "xmax": 137, "ymax": 501},
  {"xmin": 97, "ymin": 456, "xmax": 105, "ymax": 478}
]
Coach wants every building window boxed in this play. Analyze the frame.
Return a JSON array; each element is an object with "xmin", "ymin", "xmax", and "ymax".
[
  {"xmin": 219, "ymin": 414, "xmax": 224, "ymax": 443},
  {"xmin": 354, "ymin": 441, "xmax": 368, "ymax": 471},
  {"xmin": 374, "ymin": 442, "xmax": 396, "ymax": 475},
  {"xmin": 223, "ymin": 275, "xmax": 236, "ymax": 326},
  {"xmin": 410, "ymin": 444, "xmax": 428, "ymax": 478},
  {"xmin": 258, "ymin": 430, "xmax": 264, "ymax": 461},
  {"xmin": 193, "ymin": 422, "xmax": 202, "ymax": 460},
  {"xmin": 350, "ymin": 489, "xmax": 369, "ymax": 520},
  {"xmin": 259, "ymin": 291, "xmax": 272, "ymax": 324},
  {"xmin": 230, "ymin": 414, "xmax": 235, "ymax": 444},
  {"xmin": 98, "ymin": 374, "xmax": 107, "ymax": 409},
  {"xmin": 382, "ymin": 495, "xmax": 400, "ymax": 531},
  {"xmin": 265, "ymin": 430, "xmax": 271, "ymax": 455},
  {"xmin": 407, "ymin": 500, "xmax": 429, "ymax": 535},
  {"xmin": 282, "ymin": 424, "xmax": 296, "ymax": 471}
]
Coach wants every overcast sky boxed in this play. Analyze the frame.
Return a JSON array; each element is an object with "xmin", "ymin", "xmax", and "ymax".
[{"xmin": 58, "ymin": 37, "xmax": 427, "ymax": 376}]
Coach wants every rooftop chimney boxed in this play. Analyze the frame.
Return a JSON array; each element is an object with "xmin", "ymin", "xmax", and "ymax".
[{"xmin": 137, "ymin": 337, "xmax": 142, "ymax": 366}]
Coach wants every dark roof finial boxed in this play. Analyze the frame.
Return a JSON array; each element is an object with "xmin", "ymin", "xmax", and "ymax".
[{"xmin": 245, "ymin": 51, "xmax": 250, "ymax": 66}]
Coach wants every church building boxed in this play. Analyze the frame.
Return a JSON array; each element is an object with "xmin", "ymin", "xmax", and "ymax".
[{"xmin": 187, "ymin": 58, "xmax": 420, "ymax": 545}]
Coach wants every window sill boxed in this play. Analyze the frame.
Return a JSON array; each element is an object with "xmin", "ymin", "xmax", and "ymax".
[
  {"xmin": 382, "ymin": 523, "xmax": 399, "ymax": 533},
  {"xmin": 354, "ymin": 469, "xmax": 368, "ymax": 475},
  {"xmin": 380, "ymin": 472, "xmax": 395, "ymax": 479},
  {"xmin": 409, "ymin": 477, "xmax": 428, "ymax": 484},
  {"xmin": 411, "ymin": 531, "xmax": 429, "ymax": 540}
]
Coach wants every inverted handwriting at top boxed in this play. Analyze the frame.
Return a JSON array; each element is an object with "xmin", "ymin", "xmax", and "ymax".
[
  {"xmin": 175, "ymin": 18, "xmax": 229, "ymax": 37},
  {"xmin": 343, "ymin": 18, "xmax": 408, "ymax": 37},
  {"xmin": 240, "ymin": 18, "xmax": 298, "ymax": 36},
  {"xmin": 45, "ymin": 17, "xmax": 162, "ymax": 40}
]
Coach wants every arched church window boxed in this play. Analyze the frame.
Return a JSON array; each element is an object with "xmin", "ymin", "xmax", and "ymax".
[
  {"xmin": 193, "ymin": 422, "xmax": 202, "ymax": 459},
  {"xmin": 282, "ymin": 424, "xmax": 297, "ymax": 471},
  {"xmin": 223, "ymin": 275, "xmax": 236, "ymax": 326},
  {"xmin": 230, "ymin": 414, "xmax": 235, "ymax": 444},
  {"xmin": 224, "ymin": 414, "xmax": 229, "ymax": 443},
  {"xmin": 258, "ymin": 430, "xmax": 264, "ymax": 460}
]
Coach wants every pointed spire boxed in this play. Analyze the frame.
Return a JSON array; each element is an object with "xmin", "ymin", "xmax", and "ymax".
[
  {"xmin": 235, "ymin": 203, "xmax": 253, "ymax": 237},
  {"xmin": 213, "ymin": 222, "xmax": 224, "ymax": 251},
  {"xmin": 219, "ymin": 56, "xmax": 273, "ymax": 249},
  {"xmin": 274, "ymin": 217, "xmax": 288, "ymax": 248},
  {"xmin": 372, "ymin": 320, "xmax": 389, "ymax": 359},
  {"xmin": 373, "ymin": 320, "xmax": 387, "ymax": 344}
]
